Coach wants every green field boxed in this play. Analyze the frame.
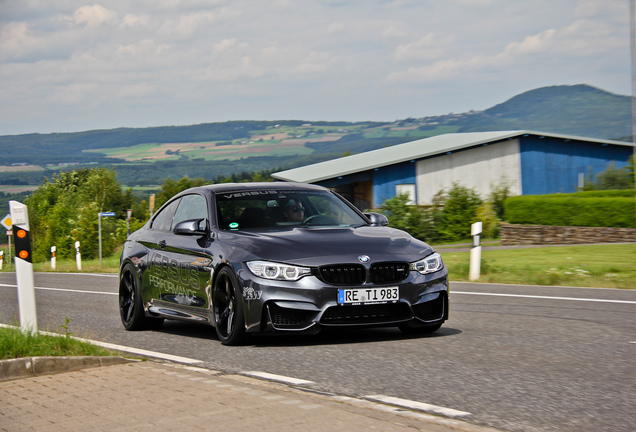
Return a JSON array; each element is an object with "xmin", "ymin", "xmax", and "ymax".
[
  {"xmin": 80, "ymin": 122, "xmax": 456, "ymax": 164},
  {"xmin": 84, "ymin": 138, "xmax": 316, "ymax": 162},
  {"xmin": 441, "ymin": 243, "xmax": 636, "ymax": 289}
]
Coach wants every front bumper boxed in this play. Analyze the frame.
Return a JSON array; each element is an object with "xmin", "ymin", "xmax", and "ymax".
[{"xmin": 236, "ymin": 266, "xmax": 449, "ymax": 334}]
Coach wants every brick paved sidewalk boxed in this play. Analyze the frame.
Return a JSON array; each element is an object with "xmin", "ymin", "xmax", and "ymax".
[{"xmin": 0, "ymin": 361, "xmax": 499, "ymax": 432}]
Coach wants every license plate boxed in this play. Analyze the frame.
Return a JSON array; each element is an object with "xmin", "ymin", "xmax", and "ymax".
[{"xmin": 338, "ymin": 287, "xmax": 399, "ymax": 304}]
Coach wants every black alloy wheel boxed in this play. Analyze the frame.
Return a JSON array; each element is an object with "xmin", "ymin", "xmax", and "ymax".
[
  {"xmin": 213, "ymin": 267, "xmax": 246, "ymax": 345},
  {"xmin": 119, "ymin": 263, "xmax": 163, "ymax": 330}
]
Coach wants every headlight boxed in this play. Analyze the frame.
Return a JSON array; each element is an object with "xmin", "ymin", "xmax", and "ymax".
[
  {"xmin": 246, "ymin": 261, "xmax": 311, "ymax": 281},
  {"xmin": 411, "ymin": 253, "xmax": 444, "ymax": 275}
]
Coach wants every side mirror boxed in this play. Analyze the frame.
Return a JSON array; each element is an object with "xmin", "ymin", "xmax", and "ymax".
[
  {"xmin": 364, "ymin": 212, "xmax": 389, "ymax": 227},
  {"xmin": 173, "ymin": 218, "xmax": 208, "ymax": 236}
]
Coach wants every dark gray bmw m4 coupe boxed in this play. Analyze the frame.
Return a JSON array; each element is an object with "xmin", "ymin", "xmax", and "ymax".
[{"xmin": 119, "ymin": 182, "xmax": 449, "ymax": 345}]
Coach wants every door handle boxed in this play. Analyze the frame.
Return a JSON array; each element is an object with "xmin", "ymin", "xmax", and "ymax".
[{"xmin": 158, "ymin": 240, "xmax": 166, "ymax": 249}]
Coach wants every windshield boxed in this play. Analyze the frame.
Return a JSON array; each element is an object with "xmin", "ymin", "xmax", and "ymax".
[{"xmin": 216, "ymin": 189, "xmax": 367, "ymax": 230}]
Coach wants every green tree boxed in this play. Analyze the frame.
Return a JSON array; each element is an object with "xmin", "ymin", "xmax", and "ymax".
[
  {"xmin": 436, "ymin": 183, "xmax": 482, "ymax": 242},
  {"xmin": 584, "ymin": 159, "xmax": 634, "ymax": 190},
  {"xmin": 381, "ymin": 193, "xmax": 424, "ymax": 237},
  {"xmin": 26, "ymin": 168, "xmax": 126, "ymax": 262},
  {"xmin": 595, "ymin": 162, "xmax": 633, "ymax": 190},
  {"xmin": 489, "ymin": 179, "xmax": 513, "ymax": 219}
]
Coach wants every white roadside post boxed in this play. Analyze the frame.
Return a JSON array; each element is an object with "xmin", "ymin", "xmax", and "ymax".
[
  {"xmin": 469, "ymin": 221, "xmax": 483, "ymax": 281},
  {"xmin": 0, "ymin": 251, "xmax": 3, "ymax": 270},
  {"xmin": 10, "ymin": 200, "xmax": 38, "ymax": 333},
  {"xmin": 75, "ymin": 241, "xmax": 82, "ymax": 271},
  {"xmin": 51, "ymin": 246, "xmax": 56, "ymax": 270},
  {"xmin": 126, "ymin": 209, "xmax": 132, "ymax": 237}
]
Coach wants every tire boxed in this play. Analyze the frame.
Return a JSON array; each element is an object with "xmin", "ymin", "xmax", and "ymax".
[
  {"xmin": 398, "ymin": 322, "xmax": 442, "ymax": 335},
  {"xmin": 212, "ymin": 267, "xmax": 247, "ymax": 345},
  {"xmin": 119, "ymin": 263, "xmax": 164, "ymax": 331}
]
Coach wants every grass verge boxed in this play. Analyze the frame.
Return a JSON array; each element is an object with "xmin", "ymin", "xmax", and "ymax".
[
  {"xmin": 1, "ymin": 253, "xmax": 120, "ymax": 273},
  {"xmin": 0, "ymin": 321, "xmax": 117, "ymax": 360},
  {"xmin": 441, "ymin": 243, "xmax": 636, "ymax": 288}
]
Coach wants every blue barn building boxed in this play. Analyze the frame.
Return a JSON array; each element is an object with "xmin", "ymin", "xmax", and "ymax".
[{"xmin": 272, "ymin": 131, "xmax": 634, "ymax": 210}]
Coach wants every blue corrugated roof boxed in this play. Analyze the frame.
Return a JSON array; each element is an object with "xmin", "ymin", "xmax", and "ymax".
[{"xmin": 272, "ymin": 130, "xmax": 633, "ymax": 183}]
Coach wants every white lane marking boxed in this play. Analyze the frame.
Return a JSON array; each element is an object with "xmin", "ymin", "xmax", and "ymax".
[
  {"xmin": 0, "ymin": 283, "xmax": 116, "ymax": 296},
  {"xmin": 3, "ymin": 282, "xmax": 633, "ymax": 305},
  {"xmin": 364, "ymin": 395, "xmax": 471, "ymax": 418},
  {"xmin": 68, "ymin": 336, "xmax": 204, "ymax": 364},
  {"xmin": 451, "ymin": 281, "xmax": 626, "ymax": 291},
  {"xmin": 241, "ymin": 371, "xmax": 315, "ymax": 386},
  {"xmin": 3, "ymin": 281, "xmax": 633, "ymax": 305},
  {"xmin": 42, "ymin": 272, "xmax": 118, "ymax": 278},
  {"xmin": 452, "ymin": 291, "xmax": 636, "ymax": 305},
  {"xmin": 1, "ymin": 272, "xmax": 118, "ymax": 278}
]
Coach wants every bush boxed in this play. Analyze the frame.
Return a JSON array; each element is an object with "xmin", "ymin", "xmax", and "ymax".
[
  {"xmin": 380, "ymin": 193, "xmax": 438, "ymax": 242},
  {"xmin": 475, "ymin": 202, "xmax": 499, "ymax": 238},
  {"xmin": 380, "ymin": 183, "xmax": 491, "ymax": 243},
  {"xmin": 505, "ymin": 196, "xmax": 636, "ymax": 227},
  {"xmin": 559, "ymin": 190, "xmax": 634, "ymax": 198}
]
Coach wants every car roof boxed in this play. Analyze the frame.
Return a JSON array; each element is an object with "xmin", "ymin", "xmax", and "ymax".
[{"xmin": 177, "ymin": 182, "xmax": 329, "ymax": 196}]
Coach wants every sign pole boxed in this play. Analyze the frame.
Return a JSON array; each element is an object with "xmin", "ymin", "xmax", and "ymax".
[
  {"xmin": 1, "ymin": 214, "xmax": 12, "ymax": 269},
  {"xmin": 149, "ymin": 194, "xmax": 155, "ymax": 218},
  {"xmin": 98, "ymin": 212, "xmax": 102, "ymax": 266},
  {"xmin": 10, "ymin": 201, "xmax": 37, "ymax": 333}
]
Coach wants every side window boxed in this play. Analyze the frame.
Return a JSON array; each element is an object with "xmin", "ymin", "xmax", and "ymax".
[
  {"xmin": 171, "ymin": 194, "xmax": 209, "ymax": 230},
  {"xmin": 151, "ymin": 199, "xmax": 180, "ymax": 231}
]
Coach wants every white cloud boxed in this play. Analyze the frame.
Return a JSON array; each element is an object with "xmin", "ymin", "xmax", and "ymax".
[
  {"xmin": 71, "ymin": 4, "xmax": 118, "ymax": 27},
  {"xmin": 121, "ymin": 14, "xmax": 149, "ymax": 28},
  {"xmin": 394, "ymin": 33, "xmax": 454, "ymax": 62},
  {"xmin": 501, "ymin": 29, "xmax": 557, "ymax": 56},
  {"xmin": 0, "ymin": 0, "xmax": 630, "ymax": 134}
]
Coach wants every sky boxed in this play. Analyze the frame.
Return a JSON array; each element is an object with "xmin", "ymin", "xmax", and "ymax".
[{"xmin": 0, "ymin": 0, "xmax": 631, "ymax": 136}]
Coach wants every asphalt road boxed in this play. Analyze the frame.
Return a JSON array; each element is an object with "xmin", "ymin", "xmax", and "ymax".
[{"xmin": 0, "ymin": 272, "xmax": 634, "ymax": 432}]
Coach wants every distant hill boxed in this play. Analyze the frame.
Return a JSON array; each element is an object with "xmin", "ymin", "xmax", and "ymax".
[
  {"xmin": 452, "ymin": 84, "xmax": 631, "ymax": 139},
  {"xmin": 0, "ymin": 84, "xmax": 631, "ymax": 187}
]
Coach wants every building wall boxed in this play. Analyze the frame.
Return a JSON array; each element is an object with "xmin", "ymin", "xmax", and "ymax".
[
  {"xmin": 518, "ymin": 136, "xmax": 633, "ymax": 195},
  {"xmin": 372, "ymin": 161, "xmax": 417, "ymax": 207},
  {"xmin": 317, "ymin": 172, "xmax": 374, "ymax": 210},
  {"xmin": 314, "ymin": 134, "xmax": 634, "ymax": 207},
  {"xmin": 415, "ymin": 139, "xmax": 523, "ymax": 204}
]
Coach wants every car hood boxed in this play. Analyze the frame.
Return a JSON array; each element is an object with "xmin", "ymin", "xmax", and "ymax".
[{"xmin": 218, "ymin": 226, "xmax": 434, "ymax": 266}]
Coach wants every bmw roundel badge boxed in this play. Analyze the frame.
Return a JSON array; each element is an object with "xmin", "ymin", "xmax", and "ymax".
[{"xmin": 358, "ymin": 255, "xmax": 370, "ymax": 263}]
